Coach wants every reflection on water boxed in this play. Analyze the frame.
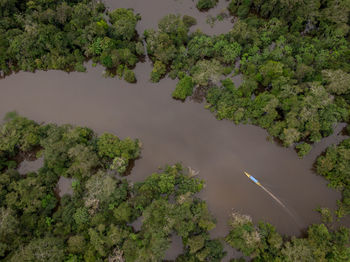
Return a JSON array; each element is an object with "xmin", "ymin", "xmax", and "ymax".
[
  {"xmin": 56, "ymin": 176, "xmax": 74, "ymax": 197},
  {"xmin": 130, "ymin": 216, "xmax": 143, "ymax": 232},
  {"xmin": 17, "ymin": 157, "xmax": 44, "ymax": 175}
]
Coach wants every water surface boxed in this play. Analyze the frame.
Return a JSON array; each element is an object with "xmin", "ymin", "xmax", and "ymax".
[{"xmin": 1, "ymin": 0, "xmax": 349, "ymax": 259}]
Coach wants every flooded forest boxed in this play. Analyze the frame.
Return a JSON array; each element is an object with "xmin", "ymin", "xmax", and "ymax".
[{"xmin": 1, "ymin": 0, "xmax": 350, "ymax": 261}]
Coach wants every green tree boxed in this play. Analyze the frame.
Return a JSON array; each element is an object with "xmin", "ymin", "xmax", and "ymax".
[
  {"xmin": 188, "ymin": 234, "xmax": 206, "ymax": 253},
  {"xmin": 109, "ymin": 8, "xmax": 139, "ymax": 41},
  {"xmin": 191, "ymin": 59, "xmax": 224, "ymax": 86},
  {"xmin": 196, "ymin": 0, "xmax": 218, "ymax": 11},
  {"xmin": 124, "ymin": 68, "xmax": 136, "ymax": 83},
  {"xmin": 68, "ymin": 235, "xmax": 86, "ymax": 254},
  {"xmin": 10, "ymin": 237, "xmax": 65, "ymax": 262},
  {"xmin": 151, "ymin": 61, "xmax": 167, "ymax": 82},
  {"xmin": 296, "ymin": 143, "xmax": 312, "ymax": 158},
  {"xmin": 322, "ymin": 70, "xmax": 350, "ymax": 95},
  {"xmin": 73, "ymin": 207, "xmax": 90, "ymax": 226},
  {"xmin": 172, "ymin": 75, "xmax": 195, "ymax": 100},
  {"xmin": 182, "ymin": 15, "xmax": 197, "ymax": 28}
]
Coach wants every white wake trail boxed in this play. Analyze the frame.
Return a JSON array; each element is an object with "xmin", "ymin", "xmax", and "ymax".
[
  {"xmin": 259, "ymin": 185, "xmax": 288, "ymax": 209},
  {"xmin": 259, "ymin": 184, "xmax": 300, "ymax": 226}
]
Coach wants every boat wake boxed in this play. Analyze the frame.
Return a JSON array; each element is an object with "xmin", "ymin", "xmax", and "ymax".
[
  {"xmin": 244, "ymin": 171, "xmax": 301, "ymax": 226},
  {"xmin": 259, "ymin": 185, "xmax": 287, "ymax": 209},
  {"xmin": 259, "ymin": 184, "xmax": 301, "ymax": 226}
]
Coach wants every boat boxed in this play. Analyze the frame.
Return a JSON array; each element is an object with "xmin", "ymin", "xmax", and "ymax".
[{"xmin": 244, "ymin": 172, "xmax": 261, "ymax": 186}]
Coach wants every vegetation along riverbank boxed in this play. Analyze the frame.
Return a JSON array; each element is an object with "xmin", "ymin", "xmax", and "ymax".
[{"xmin": 1, "ymin": 0, "xmax": 350, "ymax": 260}]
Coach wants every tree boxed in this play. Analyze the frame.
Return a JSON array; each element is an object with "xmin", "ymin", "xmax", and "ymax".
[
  {"xmin": 124, "ymin": 68, "xmax": 136, "ymax": 83},
  {"xmin": 322, "ymin": 70, "xmax": 350, "ymax": 95},
  {"xmin": 225, "ymin": 212, "xmax": 261, "ymax": 256},
  {"xmin": 188, "ymin": 234, "xmax": 206, "ymax": 254},
  {"xmin": 213, "ymin": 39, "xmax": 242, "ymax": 64},
  {"xmin": 182, "ymin": 15, "xmax": 197, "ymax": 28},
  {"xmin": 84, "ymin": 171, "xmax": 128, "ymax": 213},
  {"xmin": 196, "ymin": 0, "xmax": 218, "ymax": 11},
  {"xmin": 282, "ymin": 128, "xmax": 301, "ymax": 147},
  {"xmin": 0, "ymin": 207, "xmax": 18, "ymax": 256},
  {"xmin": 66, "ymin": 145, "xmax": 99, "ymax": 179},
  {"xmin": 158, "ymin": 14, "xmax": 188, "ymax": 45},
  {"xmin": 0, "ymin": 113, "xmax": 40, "ymax": 155},
  {"xmin": 296, "ymin": 143, "xmax": 312, "ymax": 158},
  {"xmin": 151, "ymin": 61, "xmax": 167, "ymax": 82},
  {"xmin": 73, "ymin": 207, "xmax": 90, "ymax": 226},
  {"xmin": 258, "ymin": 61, "xmax": 284, "ymax": 87},
  {"xmin": 68, "ymin": 235, "xmax": 86, "ymax": 254},
  {"xmin": 228, "ymin": 0, "xmax": 252, "ymax": 18},
  {"xmin": 172, "ymin": 75, "xmax": 194, "ymax": 100},
  {"xmin": 97, "ymin": 133, "xmax": 140, "ymax": 168},
  {"xmin": 113, "ymin": 202, "xmax": 132, "ymax": 223},
  {"xmin": 109, "ymin": 8, "xmax": 139, "ymax": 41},
  {"xmin": 97, "ymin": 133, "xmax": 121, "ymax": 159},
  {"xmin": 191, "ymin": 59, "xmax": 224, "ymax": 86},
  {"xmin": 187, "ymin": 35, "xmax": 215, "ymax": 60}
]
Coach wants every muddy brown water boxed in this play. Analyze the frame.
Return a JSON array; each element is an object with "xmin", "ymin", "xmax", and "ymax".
[
  {"xmin": 56, "ymin": 177, "xmax": 74, "ymax": 198},
  {"xmin": 1, "ymin": 0, "xmax": 349, "ymax": 260}
]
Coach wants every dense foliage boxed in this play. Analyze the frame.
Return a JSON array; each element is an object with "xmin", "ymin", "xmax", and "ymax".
[
  {"xmin": 207, "ymin": 0, "xmax": 350, "ymax": 152},
  {"xmin": 145, "ymin": 1, "xmax": 350, "ymax": 156},
  {"xmin": 0, "ymin": 114, "xmax": 225, "ymax": 261},
  {"xmin": 316, "ymin": 139, "xmax": 350, "ymax": 217},
  {"xmin": 144, "ymin": 14, "xmax": 241, "ymax": 88},
  {"xmin": 226, "ymin": 211, "xmax": 350, "ymax": 261},
  {"xmin": 0, "ymin": 0, "xmax": 144, "ymax": 82}
]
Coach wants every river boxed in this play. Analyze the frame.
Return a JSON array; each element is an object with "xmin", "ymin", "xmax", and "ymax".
[{"xmin": 0, "ymin": 0, "xmax": 349, "ymax": 260}]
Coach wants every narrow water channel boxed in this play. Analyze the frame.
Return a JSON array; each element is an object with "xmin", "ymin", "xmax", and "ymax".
[{"xmin": 1, "ymin": 0, "xmax": 349, "ymax": 259}]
